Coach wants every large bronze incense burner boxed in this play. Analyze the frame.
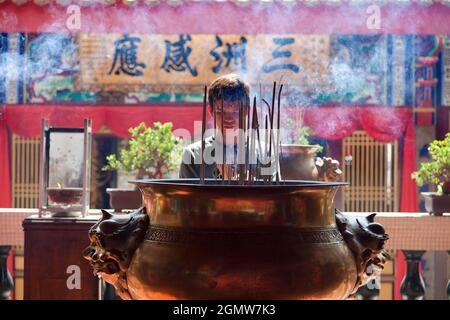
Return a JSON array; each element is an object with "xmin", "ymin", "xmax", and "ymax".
[
  {"xmin": 83, "ymin": 179, "xmax": 389, "ymax": 300},
  {"xmin": 84, "ymin": 80, "xmax": 388, "ymax": 299}
]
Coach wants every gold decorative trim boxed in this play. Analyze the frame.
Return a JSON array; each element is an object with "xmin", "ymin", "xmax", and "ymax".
[
  {"xmin": 145, "ymin": 225, "xmax": 345, "ymax": 245},
  {"xmin": 122, "ymin": 0, "xmax": 138, "ymax": 5}
]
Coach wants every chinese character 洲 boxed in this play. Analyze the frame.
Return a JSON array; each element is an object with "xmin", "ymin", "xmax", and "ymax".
[{"xmin": 210, "ymin": 35, "xmax": 248, "ymax": 73}]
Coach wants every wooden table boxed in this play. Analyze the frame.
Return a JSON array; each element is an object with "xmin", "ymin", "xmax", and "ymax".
[{"xmin": 22, "ymin": 214, "xmax": 100, "ymax": 300}]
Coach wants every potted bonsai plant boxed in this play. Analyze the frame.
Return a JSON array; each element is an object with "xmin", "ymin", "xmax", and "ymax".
[
  {"xmin": 103, "ymin": 121, "xmax": 183, "ymax": 211},
  {"xmin": 412, "ymin": 133, "xmax": 450, "ymax": 215}
]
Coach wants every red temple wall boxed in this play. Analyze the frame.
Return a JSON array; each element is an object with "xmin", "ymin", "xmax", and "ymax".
[{"xmin": 1, "ymin": 3, "xmax": 450, "ymax": 34}]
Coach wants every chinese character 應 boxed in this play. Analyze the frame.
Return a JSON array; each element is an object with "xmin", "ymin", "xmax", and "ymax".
[
  {"xmin": 161, "ymin": 35, "xmax": 198, "ymax": 77},
  {"xmin": 262, "ymin": 37, "xmax": 300, "ymax": 73},
  {"xmin": 108, "ymin": 34, "xmax": 146, "ymax": 76},
  {"xmin": 210, "ymin": 35, "xmax": 248, "ymax": 73}
]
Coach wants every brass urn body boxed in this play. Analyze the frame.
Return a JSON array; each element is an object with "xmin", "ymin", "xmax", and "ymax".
[{"xmin": 84, "ymin": 179, "xmax": 389, "ymax": 300}]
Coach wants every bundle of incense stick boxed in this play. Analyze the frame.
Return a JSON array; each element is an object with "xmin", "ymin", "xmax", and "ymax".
[{"xmin": 199, "ymin": 82, "xmax": 284, "ymax": 185}]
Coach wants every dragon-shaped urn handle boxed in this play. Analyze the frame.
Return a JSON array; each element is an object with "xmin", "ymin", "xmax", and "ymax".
[
  {"xmin": 316, "ymin": 157, "xmax": 343, "ymax": 182},
  {"xmin": 83, "ymin": 207, "xmax": 149, "ymax": 300},
  {"xmin": 335, "ymin": 209, "xmax": 390, "ymax": 297}
]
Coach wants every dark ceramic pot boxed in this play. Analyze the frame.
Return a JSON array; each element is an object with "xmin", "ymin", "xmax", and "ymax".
[
  {"xmin": 106, "ymin": 188, "xmax": 142, "ymax": 212},
  {"xmin": 422, "ymin": 192, "xmax": 450, "ymax": 216},
  {"xmin": 443, "ymin": 181, "xmax": 450, "ymax": 195}
]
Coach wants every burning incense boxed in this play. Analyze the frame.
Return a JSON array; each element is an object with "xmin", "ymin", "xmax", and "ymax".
[
  {"xmin": 246, "ymin": 98, "xmax": 251, "ymax": 180},
  {"xmin": 200, "ymin": 86, "xmax": 207, "ymax": 183},
  {"xmin": 248, "ymin": 97, "xmax": 257, "ymax": 182},
  {"xmin": 268, "ymin": 82, "xmax": 277, "ymax": 173},
  {"xmin": 276, "ymin": 84, "xmax": 283, "ymax": 183},
  {"xmin": 198, "ymin": 82, "xmax": 283, "ymax": 185},
  {"xmin": 264, "ymin": 115, "xmax": 269, "ymax": 183},
  {"xmin": 238, "ymin": 101, "xmax": 244, "ymax": 184},
  {"xmin": 221, "ymin": 94, "xmax": 225, "ymax": 182}
]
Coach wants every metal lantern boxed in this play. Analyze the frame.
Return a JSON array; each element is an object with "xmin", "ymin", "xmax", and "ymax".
[{"xmin": 38, "ymin": 118, "xmax": 92, "ymax": 217}]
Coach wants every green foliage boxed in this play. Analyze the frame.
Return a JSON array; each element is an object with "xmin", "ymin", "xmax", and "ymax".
[
  {"xmin": 285, "ymin": 120, "xmax": 323, "ymax": 153},
  {"xmin": 103, "ymin": 122, "xmax": 183, "ymax": 179},
  {"xmin": 412, "ymin": 133, "xmax": 450, "ymax": 194},
  {"xmin": 296, "ymin": 126, "xmax": 311, "ymax": 145}
]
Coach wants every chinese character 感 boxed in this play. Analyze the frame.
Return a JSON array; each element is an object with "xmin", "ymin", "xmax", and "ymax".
[
  {"xmin": 210, "ymin": 35, "xmax": 248, "ymax": 73},
  {"xmin": 108, "ymin": 34, "xmax": 146, "ymax": 76},
  {"xmin": 161, "ymin": 35, "xmax": 198, "ymax": 77},
  {"xmin": 262, "ymin": 37, "xmax": 300, "ymax": 73}
]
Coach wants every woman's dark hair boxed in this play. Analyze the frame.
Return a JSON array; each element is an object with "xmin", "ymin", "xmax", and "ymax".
[{"xmin": 207, "ymin": 74, "xmax": 250, "ymax": 109}]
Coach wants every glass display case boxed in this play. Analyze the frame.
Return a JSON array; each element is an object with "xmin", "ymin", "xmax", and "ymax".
[{"xmin": 38, "ymin": 119, "xmax": 92, "ymax": 217}]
